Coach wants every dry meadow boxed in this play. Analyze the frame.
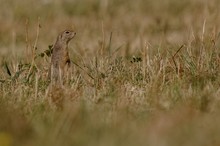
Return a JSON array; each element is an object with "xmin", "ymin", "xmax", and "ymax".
[{"xmin": 1, "ymin": 0, "xmax": 220, "ymax": 146}]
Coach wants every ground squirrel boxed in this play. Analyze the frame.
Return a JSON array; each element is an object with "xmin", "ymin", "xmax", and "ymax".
[{"xmin": 48, "ymin": 30, "xmax": 76, "ymax": 84}]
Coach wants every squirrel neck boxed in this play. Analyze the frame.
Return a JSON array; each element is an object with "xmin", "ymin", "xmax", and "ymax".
[{"xmin": 54, "ymin": 39, "xmax": 68, "ymax": 50}]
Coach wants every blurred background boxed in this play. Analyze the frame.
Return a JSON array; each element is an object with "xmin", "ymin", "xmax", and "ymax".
[{"xmin": 0, "ymin": 0, "xmax": 220, "ymax": 59}]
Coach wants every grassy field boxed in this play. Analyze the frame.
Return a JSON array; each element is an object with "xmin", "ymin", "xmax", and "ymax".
[{"xmin": 1, "ymin": 0, "xmax": 220, "ymax": 145}]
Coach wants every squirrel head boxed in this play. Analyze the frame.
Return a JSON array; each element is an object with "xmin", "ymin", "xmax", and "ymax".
[{"xmin": 57, "ymin": 30, "xmax": 76, "ymax": 44}]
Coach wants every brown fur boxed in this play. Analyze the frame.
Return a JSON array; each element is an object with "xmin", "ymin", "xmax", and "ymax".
[{"xmin": 48, "ymin": 30, "xmax": 76, "ymax": 85}]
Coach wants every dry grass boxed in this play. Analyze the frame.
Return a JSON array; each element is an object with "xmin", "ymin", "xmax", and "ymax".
[{"xmin": 1, "ymin": 0, "xmax": 220, "ymax": 146}]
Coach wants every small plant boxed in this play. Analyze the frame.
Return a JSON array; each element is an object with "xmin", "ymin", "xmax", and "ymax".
[
  {"xmin": 130, "ymin": 56, "xmax": 142, "ymax": 63},
  {"xmin": 35, "ymin": 45, "xmax": 53, "ymax": 59}
]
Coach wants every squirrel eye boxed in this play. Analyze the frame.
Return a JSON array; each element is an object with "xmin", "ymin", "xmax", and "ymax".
[{"xmin": 65, "ymin": 31, "xmax": 70, "ymax": 34}]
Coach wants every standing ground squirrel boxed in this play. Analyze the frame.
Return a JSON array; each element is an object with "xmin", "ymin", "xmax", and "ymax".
[{"xmin": 48, "ymin": 30, "xmax": 76, "ymax": 84}]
